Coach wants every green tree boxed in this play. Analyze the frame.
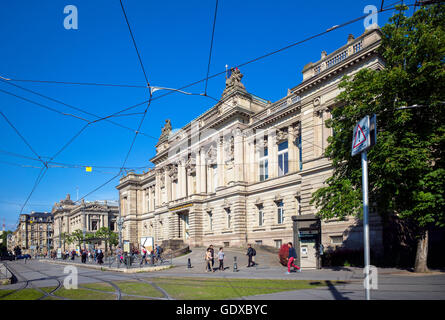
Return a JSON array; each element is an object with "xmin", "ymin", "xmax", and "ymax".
[
  {"xmin": 60, "ymin": 232, "xmax": 72, "ymax": 251},
  {"xmin": 95, "ymin": 227, "xmax": 118, "ymax": 254},
  {"xmin": 70, "ymin": 229, "xmax": 84, "ymax": 249},
  {"xmin": 311, "ymin": 4, "xmax": 444, "ymax": 272},
  {"xmin": 0, "ymin": 230, "xmax": 12, "ymax": 255}
]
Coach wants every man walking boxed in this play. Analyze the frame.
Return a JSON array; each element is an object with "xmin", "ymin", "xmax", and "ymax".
[
  {"xmin": 246, "ymin": 244, "xmax": 255, "ymax": 267},
  {"xmin": 218, "ymin": 247, "xmax": 225, "ymax": 271},
  {"xmin": 286, "ymin": 242, "xmax": 301, "ymax": 274}
]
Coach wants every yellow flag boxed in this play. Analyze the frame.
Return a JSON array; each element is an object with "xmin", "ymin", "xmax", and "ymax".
[{"xmin": 85, "ymin": 166, "xmax": 92, "ymax": 172}]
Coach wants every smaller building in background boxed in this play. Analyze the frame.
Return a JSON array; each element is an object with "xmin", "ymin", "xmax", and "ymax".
[
  {"xmin": 52, "ymin": 194, "xmax": 119, "ymax": 252},
  {"xmin": 16, "ymin": 211, "xmax": 53, "ymax": 255}
]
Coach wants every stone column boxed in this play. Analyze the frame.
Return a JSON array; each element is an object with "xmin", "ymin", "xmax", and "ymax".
[
  {"xmin": 196, "ymin": 149, "xmax": 202, "ymax": 193},
  {"xmin": 165, "ymin": 168, "xmax": 172, "ymax": 203},
  {"xmin": 200, "ymin": 149, "xmax": 207, "ymax": 193},
  {"xmin": 246, "ymin": 136, "xmax": 254, "ymax": 183},
  {"xmin": 217, "ymin": 136, "xmax": 224, "ymax": 187},
  {"xmin": 233, "ymin": 128, "xmax": 244, "ymax": 182},
  {"xmin": 288, "ymin": 124, "xmax": 297, "ymax": 173},
  {"xmin": 180, "ymin": 160, "xmax": 187, "ymax": 198},
  {"xmin": 155, "ymin": 171, "xmax": 161, "ymax": 207},
  {"xmin": 268, "ymin": 130, "xmax": 277, "ymax": 179}
]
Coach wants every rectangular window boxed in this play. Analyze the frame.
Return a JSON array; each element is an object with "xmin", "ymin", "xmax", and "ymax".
[
  {"xmin": 91, "ymin": 220, "xmax": 98, "ymax": 231},
  {"xmin": 255, "ymin": 240, "xmax": 263, "ymax": 246},
  {"xmin": 213, "ymin": 165, "xmax": 218, "ymax": 192},
  {"xmin": 278, "ymin": 141, "xmax": 289, "ymax": 176},
  {"xmin": 277, "ymin": 201, "xmax": 284, "ymax": 224},
  {"xmin": 226, "ymin": 208, "xmax": 231, "ymax": 229},
  {"xmin": 258, "ymin": 205, "xmax": 264, "ymax": 226},
  {"xmin": 259, "ymin": 147, "xmax": 269, "ymax": 181},
  {"xmin": 330, "ymin": 235, "xmax": 343, "ymax": 244},
  {"xmin": 274, "ymin": 239, "xmax": 282, "ymax": 249},
  {"xmin": 208, "ymin": 212, "xmax": 213, "ymax": 231}
]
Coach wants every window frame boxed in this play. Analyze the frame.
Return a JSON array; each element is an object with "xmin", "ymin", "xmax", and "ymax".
[
  {"xmin": 259, "ymin": 147, "xmax": 269, "ymax": 182},
  {"xmin": 277, "ymin": 141, "xmax": 289, "ymax": 176},
  {"xmin": 277, "ymin": 201, "xmax": 284, "ymax": 224}
]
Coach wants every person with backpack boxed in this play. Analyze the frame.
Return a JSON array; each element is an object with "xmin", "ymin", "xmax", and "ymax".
[
  {"xmin": 286, "ymin": 242, "xmax": 301, "ymax": 274},
  {"xmin": 246, "ymin": 244, "xmax": 255, "ymax": 267}
]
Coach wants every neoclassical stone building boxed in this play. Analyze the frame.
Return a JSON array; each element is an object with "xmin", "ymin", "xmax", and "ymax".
[
  {"xmin": 52, "ymin": 194, "xmax": 119, "ymax": 251},
  {"xmin": 117, "ymin": 29, "xmax": 384, "ymax": 268}
]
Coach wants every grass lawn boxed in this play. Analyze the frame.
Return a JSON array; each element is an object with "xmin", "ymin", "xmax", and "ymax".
[
  {"xmin": 40, "ymin": 286, "xmax": 57, "ymax": 294},
  {"xmin": 114, "ymin": 281, "xmax": 164, "ymax": 298},
  {"xmin": 121, "ymin": 295, "xmax": 154, "ymax": 300},
  {"xmin": 42, "ymin": 296, "xmax": 62, "ymax": 300},
  {"xmin": 80, "ymin": 282, "xmax": 115, "ymax": 292},
  {"xmin": 0, "ymin": 288, "xmax": 44, "ymax": 300},
  {"xmin": 150, "ymin": 277, "xmax": 345, "ymax": 300},
  {"xmin": 54, "ymin": 287, "xmax": 116, "ymax": 300}
]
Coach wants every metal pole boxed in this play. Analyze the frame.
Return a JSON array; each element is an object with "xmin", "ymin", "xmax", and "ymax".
[{"xmin": 361, "ymin": 151, "xmax": 371, "ymax": 300}]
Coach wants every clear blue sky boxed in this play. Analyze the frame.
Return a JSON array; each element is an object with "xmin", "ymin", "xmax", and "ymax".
[{"xmin": 0, "ymin": 0, "xmax": 407, "ymax": 229}]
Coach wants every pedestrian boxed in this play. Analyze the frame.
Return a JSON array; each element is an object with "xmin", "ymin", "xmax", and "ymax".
[
  {"xmin": 140, "ymin": 246, "xmax": 147, "ymax": 266},
  {"xmin": 81, "ymin": 249, "xmax": 87, "ymax": 263},
  {"xmin": 246, "ymin": 244, "xmax": 255, "ymax": 267},
  {"xmin": 218, "ymin": 247, "xmax": 225, "ymax": 271},
  {"xmin": 88, "ymin": 250, "xmax": 92, "ymax": 262},
  {"xmin": 209, "ymin": 245, "xmax": 215, "ymax": 270},
  {"xmin": 205, "ymin": 248, "xmax": 213, "ymax": 272},
  {"xmin": 97, "ymin": 249, "xmax": 104, "ymax": 265},
  {"xmin": 286, "ymin": 242, "xmax": 301, "ymax": 274}
]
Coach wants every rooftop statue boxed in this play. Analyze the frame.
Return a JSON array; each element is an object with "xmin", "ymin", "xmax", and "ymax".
[
  {"xmin": 159, "ymin": 119, "xmax": 172, "ymax": 142},
  {"xmin": 222, "ymin": 67, "xmax": 246, "ymax": 97}
]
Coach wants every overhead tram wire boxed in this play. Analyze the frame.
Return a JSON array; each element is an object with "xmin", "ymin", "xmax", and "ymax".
[
  {"xmin": 118, "ymin": 0, "xmax": 153, "ymax": 171},
  {"xmin": 86, "ymin": 2, "xmax": 414, "ymax": 120},
  {"xmin": 74, "ymin": 0, "xmax": 155, "ymax": 205},
  {"xmin": 0, "ymin": 148, "xmax": 156, "ymax": 171},
  {"xmin": 66, "ymin": 2, "xmax": 415, "ymax": 205},
  {"xmin": 0, "ymin": 78, "xmax": 158, "ymax": 140},
  {"xmin": 0, "ymin": 111, "xmax": 47, "ymax": 167},
  {"xmin": 204, "ymin": 0, "xmax": 219, "ymax": 95},
  {"xmin": 0, "ymin": 2, "xmax": 411, "ymax": 131},
  {"xmin": 0, "ymin": 76, "xmax": 148, "ymax": 88}
]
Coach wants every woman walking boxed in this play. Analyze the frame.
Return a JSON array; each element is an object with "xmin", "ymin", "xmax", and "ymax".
[{"xmin": 205, "ymin": 248, "xmax": 213, "ymax": 272}]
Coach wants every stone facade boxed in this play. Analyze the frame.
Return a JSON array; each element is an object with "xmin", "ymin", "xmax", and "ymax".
[
  {"xmin": 15, "ymin": 211, "xmax": 53, "ymax": 254},
  {"xmin": 52, "ymin": 194, "xmax": 119, "ymax": 251},
  {"xmin": 116, "ymin": 29, "xmax": 385, "ymax": 268}
]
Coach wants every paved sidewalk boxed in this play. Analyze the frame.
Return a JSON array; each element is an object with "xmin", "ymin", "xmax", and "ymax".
[{"xmin": 2, "ymin": 249, "xmax": 445, "ymax": 300}]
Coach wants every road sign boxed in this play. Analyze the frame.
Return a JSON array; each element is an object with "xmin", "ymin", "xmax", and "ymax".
[
  {"xmin": 351, "ymin": 115, "xmax": 376, "ymax": 156},
  {"xmin": 351, "ymin": 114, "xmax": 377, "ymax": 300}
]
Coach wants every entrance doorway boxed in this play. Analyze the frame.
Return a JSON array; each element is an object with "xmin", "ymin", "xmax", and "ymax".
[{"xmin": 179, "ymin": 213, "xmax": 190, "ymax": 241}]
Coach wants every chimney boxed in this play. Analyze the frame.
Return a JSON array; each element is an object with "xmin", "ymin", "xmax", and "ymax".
[{"xmin": 348, "ymin": 34, "xmax": 355, "ymax": 44}]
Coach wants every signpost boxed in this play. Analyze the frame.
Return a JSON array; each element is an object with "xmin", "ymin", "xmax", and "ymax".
[{"xmin": 352, "ymin": 114, "xmax": 376, "ymax": 300}]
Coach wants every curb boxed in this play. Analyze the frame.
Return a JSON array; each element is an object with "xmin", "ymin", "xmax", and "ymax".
[{"xmin": 38, "ymin": 259, "xmax": 173, "ymax": 273}]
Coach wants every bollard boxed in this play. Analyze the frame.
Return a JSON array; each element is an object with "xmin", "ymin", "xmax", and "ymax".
[
  {"xmin": 187, "ymin": 258, "xmax": 192, "ymax": 268},
  {"xmin": 233, "ymin": 256, "xmax": 238, "ymax": 272}
]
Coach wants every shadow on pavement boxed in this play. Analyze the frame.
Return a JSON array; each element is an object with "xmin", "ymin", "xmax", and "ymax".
[{"xmin": 325, "ymin": 280, "xmax": 351, "ymax": 300}]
